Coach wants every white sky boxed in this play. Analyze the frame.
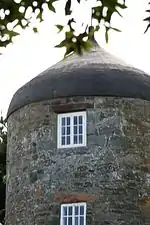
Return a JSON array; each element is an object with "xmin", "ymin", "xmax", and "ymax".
[{"xmin": 0, "ymin": 0, "xmax": 150, "ymax": 116}]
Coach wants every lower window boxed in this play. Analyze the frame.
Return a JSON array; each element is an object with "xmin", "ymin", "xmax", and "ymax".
[{"xmin": 60, "ymin": 202, "xmax": 86, "ymax": 225}]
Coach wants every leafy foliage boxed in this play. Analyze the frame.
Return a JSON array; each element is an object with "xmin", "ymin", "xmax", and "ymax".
[
  {"xmin": 0, "ymin": 0, "xmax": 150, "ymax": 56},
  {"xmin": 0, "ymin": 0, "xmax": 150, "ymax": 223},
  {"xmin": 0, "ymin": 1, "xmax": 150, "ymax": 223},
  {"xmin": 144, "ymin": 1, "xmax": 150, "ymax": 33},
  {"xmin": 0, "ymin": 116, "xmax": 7, "ymax": 224},
  {"xmin": 0, "ymin": 0, "xmax": 58, "ymax": 47}
]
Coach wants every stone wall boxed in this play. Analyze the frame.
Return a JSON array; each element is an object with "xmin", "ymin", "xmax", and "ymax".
[{"xmin": 6, "ymin": 96, "xmax": 150, "ymax": 225}]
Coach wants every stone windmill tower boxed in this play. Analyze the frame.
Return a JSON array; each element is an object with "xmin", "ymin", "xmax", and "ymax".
[{"xmin": 6, "ymin": 38, "xmax": 150, "ymax": 225}]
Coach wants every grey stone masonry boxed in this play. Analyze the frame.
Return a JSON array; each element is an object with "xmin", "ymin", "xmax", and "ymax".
[{"xmin": 6, "ymin": 96, "xmax": 150, "ymax": 225}]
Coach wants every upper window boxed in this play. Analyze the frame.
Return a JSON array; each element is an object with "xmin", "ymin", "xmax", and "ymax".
[
  {"xmin": 60, "ymin": 202, "xmax": 86, "ymax": 225},
  {"xmin": 57, "ymin": 111, "xmax": 87, "ymax": 148}
]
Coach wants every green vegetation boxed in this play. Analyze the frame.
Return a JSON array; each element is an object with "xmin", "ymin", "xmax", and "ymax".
[
  {"xmin": 0, "ymin": 0, "xmax": 150, "ymax": 56},
  {"xmin": 0, "ymin": 0, "xmax": 150, "ymax": 223}
]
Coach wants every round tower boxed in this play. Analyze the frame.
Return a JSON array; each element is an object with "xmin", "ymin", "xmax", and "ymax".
[{"xmin": 6, "ymin": 41, "xmax": 150, "ymax": 225}]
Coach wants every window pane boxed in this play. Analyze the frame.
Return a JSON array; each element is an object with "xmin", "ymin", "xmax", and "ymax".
[
  {"xmin": 67, "ymin": 117, "xmax": 70, "ymax": 125},
  {"xmin": 79, "ymin": 116, "xmax": 83, "ymax": 124},
  {"xmin": 62, "ymin": 117, "xmax": 65, "ymax": 126},
  {"xmin": 79, "ymin": 125, "xmax": 82, "ymax": 134},
  {"xmin": 74, "ymin": 126, "xmax": 77, "ymax": 135},
  {"xmin": 63, "ymin": 217, "xmax": 67, "ymax": 225},
  {"xmin": 80, "ymin": 206, "xmax": 84, "ymax": 215},
  {"xmin": 75, "ymin": 206, "xmax": 79, "ymax": 215},
  {"xmin": 68, "ymin": 217, "xmax": 72, "ymax": 225},
  {"xmin": 74, "ymin": 116, "xmax": 77, "ymax": 125},
  {"xmin": 58, "ymin": 113, "xmax": 86, "ymax": 148},
  {"xmin": 68, "ymin": 206, "xmax": 72, "ymax": 215},
  {"xmin": 67, "ymin": 127, "xmax": 70, "ymax": 135},
  {"xmin": 74, "ymin": 135, "xmax": 77, "ymax": 144},
  {"xmin": 79, "ymin": 135, "xmax": 82, "ymax": 144},
  {"xmin": 62, "ymin": 127, "xmax": 65, "ymax": 135},
  {"xmin": 63, "ymin": 206, "xmax": 67, "ymax": 216},
  {"xmin": 61, "ymin": 136, "xmax": 65, "ymax": 145},
  {"xmin": 67, "ymin": 136, "xmax": 70, "ymax": 145},
  {"xmin": 75, "ymin": 217, "xmax": 78, "ymax": 225},
  {"xmin": 80, "ymin": 216, "xmax": 84, "ymax": 225}
]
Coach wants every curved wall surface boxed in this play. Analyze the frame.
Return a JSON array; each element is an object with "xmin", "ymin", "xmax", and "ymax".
[{"xmin": 6, "ymin": 96, "xmax": 150, "ymax": 225}]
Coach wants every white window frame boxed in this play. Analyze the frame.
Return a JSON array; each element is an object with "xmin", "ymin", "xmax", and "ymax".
[
  {"xmin": 57, "ymin": 111, "xmax": 87, "ymax": 148},
  {"xmin": 60, "ymin": 202, "xmax": 87, "ymax": 225}
]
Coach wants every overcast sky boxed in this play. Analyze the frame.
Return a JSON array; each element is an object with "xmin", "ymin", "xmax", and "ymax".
[{"xmin": 0, "ymin": 0, "xmax": 150, "ymax": 116}]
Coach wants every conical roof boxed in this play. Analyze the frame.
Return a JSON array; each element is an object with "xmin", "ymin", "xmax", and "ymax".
[{"xmin": 7, "ymin": 41, "xmax": 150, "ymax": 117}]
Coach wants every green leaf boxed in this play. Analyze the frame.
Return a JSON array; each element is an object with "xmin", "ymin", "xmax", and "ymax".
[
  {"xmin": 144, "ymin": 16, "xmax": 150, "ymax": 21},
  {"xmin": 64, "ymin": 45, "xmax": 74, "ymax": 57},
  {"xmin": 55, "ymin": 39, "xmax": 66, "ymax": 48},
  {"xmin": 144, "ymin": 23, "xmax": 150, "ymax": 33},
  {"xmin": 33, "ymin": 27, "xmax": 38, "ymax": 33},
  {"xmin": 95, "ymin": 25, "xmax": 100, "ymax": 32},
  {"xmin": 65, "ymin": 0, "xmax": 72, "ymax": 15},
  {"xmin": 67, "ymin": 18, "xmax": 75, "ymax": 32},
  {"xmin": 92, "ymin": 6, "xmax": 103, "ymax": 23},
  {"xmin": 56, "ymin": 24, "xmax": 64, "ymax": 32},
  {"xmin": 105, "ymin": 27, "xmax": 109, "ymax": 43},
  {"xmin": 47, "ymin": 1, "xmax": 56, "ymax": 13},
  {"xmin": 37, "ymin": 12, "xmax": 43, "ymax": 22},
  {"xmin": 111, "ymin": 27, "xmax": 121, "ymax": 32},
  {"xmin": 117, "ymin": 3, "xmax": 127, "ymax": 9},
  {"xmin": 66, "ymin": 31, "xmax": 73, "ymax": 39},
  {"xmin": 0, "ymin": 117, "xmax": 3, "ymax": 124},
  {"xmin": 7, "ymin": 30, "xmax": 19, "ymax": 37}
]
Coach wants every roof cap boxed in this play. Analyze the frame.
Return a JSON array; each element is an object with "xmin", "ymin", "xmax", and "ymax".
[{"xmin": 7, "ymin": 42, "xmax": 150, "ymax": 118}]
